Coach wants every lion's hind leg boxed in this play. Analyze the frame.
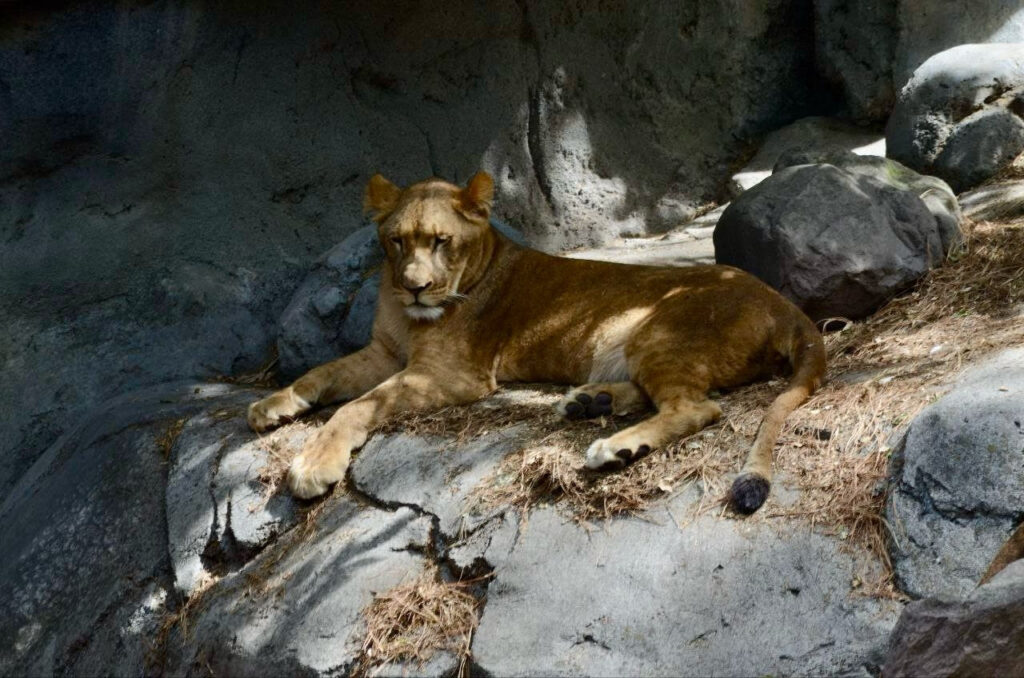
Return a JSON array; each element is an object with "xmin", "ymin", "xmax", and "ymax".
[
  {"xmin": 557, "ymin": 382, "xmax": 650, "ymax": 420},
  {"xmin": 584, "ymin": 389, "xmax": 721, "ymax": 470}
]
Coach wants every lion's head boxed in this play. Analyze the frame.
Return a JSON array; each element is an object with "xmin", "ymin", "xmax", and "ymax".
[{"xmin": 363, "ymin": 171, "xmax": 497, "ymax": 322}]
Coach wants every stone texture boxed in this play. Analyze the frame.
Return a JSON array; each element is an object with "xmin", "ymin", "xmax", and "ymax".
[
  {"xmin": 886, "ymin": 348, "xmax": 1024, "ymax": 600},
  {"xmin": 932, "ymin": 107, "xmax": 1024, "ymax": 192},
  {"xmin": 887, "ymin": 43, "xmax": 1024, "ymax": 192},
  {"xmin": 893, "ymin": 3, "xmax": 1024, "ymax": 89},
  {"xmin": 472, "ymin": 501, "xmax": 900, "ymax": 677},
  {"xmin": 714, "ymin": 151, "xmax": 961, "ymax": 320},
  {"xmin": 166, "ymin": 499, "xmax": 437, "ymax": 677},
  {"xmin": 729, "ymin": 116, "xmax": 886, "ymax": 196},
  {"xmin": 165, "ymin": 391, "xmax": 304, "ymax": 596},
  {"xmin": 811, "ymin": 1, "xmax": 1024, "ymax": 124},
  {"xmin": 814, "ymin": 0, "xmax": 898, "ymax": 121},
  {"xmin": 351, "ymin": 426, "xmax": 527, "ymax": 538},
  {"xmin": 0, "ymin": 381, "xmax": 260, "ymax": 677},
  {"xmin": 882, "ymin": 559, "xmax": 1024, "ymax": 676}
]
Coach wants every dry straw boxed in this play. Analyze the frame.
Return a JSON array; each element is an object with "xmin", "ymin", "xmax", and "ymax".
[{"xmin": 355, "ymin": 568, "xmax": 483, "ymax": 677}]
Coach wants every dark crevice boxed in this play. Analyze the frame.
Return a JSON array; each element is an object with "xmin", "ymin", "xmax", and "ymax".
[
  {"xmin": 898, "ymin": 468, "xmax": 1023, "ymax": 525},
  {"xmin": 199, "ymin": 438, "xmax": 259, "ymax": 577},
  {"xmin": 572, "ymin": 633, "xmax": 612, "ymax": 651},
  {"xmin": 341, "ymin": 474, "xmax": 498, "ymax": 673}
]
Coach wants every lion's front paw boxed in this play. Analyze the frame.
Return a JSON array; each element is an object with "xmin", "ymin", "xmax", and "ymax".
[
  {"xmin": 286, "ymin": 427, "xmax": 354, "ymax": 499},
  {"xmin": 247, "ymin": 389, "xmax": 307, "ymax": 433}
]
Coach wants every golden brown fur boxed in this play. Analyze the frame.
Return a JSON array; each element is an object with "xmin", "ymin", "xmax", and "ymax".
[{"xmin": 248, "ymin": 172, "xmax": 826, "ymax": 513}]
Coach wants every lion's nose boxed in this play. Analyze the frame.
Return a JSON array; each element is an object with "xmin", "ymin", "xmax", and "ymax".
[{"xmin": 404, "ymin": 281, "xmax": 432, "ymax": 296}]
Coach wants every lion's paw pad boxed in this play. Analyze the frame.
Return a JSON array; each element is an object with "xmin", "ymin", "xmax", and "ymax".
[
  {"xmin": 585, "ymin": 438, "xmax": 652, "ymax": 470},
  {"xmin": 560, "ymin": 391, "xmax": 614, "ymax": 420}
]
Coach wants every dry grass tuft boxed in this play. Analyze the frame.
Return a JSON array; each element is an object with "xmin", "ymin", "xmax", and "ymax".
[
  {"xmin": 356, "ymin": 568, "xmax": 483, "ymax": 677},
  {"xmin": 155, "ymin": 417, "xmax": 187, "ymax": 460},
  {"xmin": 212, "ymin": 347, "xmax": 280, "ymax": 388}
]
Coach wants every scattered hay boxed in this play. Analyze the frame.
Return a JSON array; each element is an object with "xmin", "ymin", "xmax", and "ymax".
[
  {"xmin": 155, "ymin": 417, "xmax": 187, "ymax": 461},
  {"xmin": 147, "ymin": 572, "xmax": 221, "ymax": 670},
  {"xmin": 212, "ymin": 347, "xmax": 280, "ymax": 388},
  {"xmin": 356, "ymin": 568, "xmax": 483, "ymax": 677}
]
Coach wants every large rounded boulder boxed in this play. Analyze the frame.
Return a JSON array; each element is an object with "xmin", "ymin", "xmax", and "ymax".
[
  {"xmin": 885, "ymin": 348, "xmax": 1024, "ymax": 600},
  {"xmin": 887, "ymin": 43, "xmax": 1024, "ymax": 192},
  {"xmin": 713, "ymin": 150, "xmax": 961, "ymax": 320}
]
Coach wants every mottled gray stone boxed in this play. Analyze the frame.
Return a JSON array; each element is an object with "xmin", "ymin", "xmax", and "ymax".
[
  {"xmin": 893, "ymin": 3, "xmax": 1024, "ymax": 88},
  {"xmin": 166, "ymin": 499, "xmax": 436, "ymax": 677},
  {"xmin": 715, "ymin": 152, "xmax": 961, "ymax": 320},
  {"xmin": 886, "ymin": 348, "xmax": 1024, "ymax": 600},
  {"xmin": 0, "ymin": 382, "xmax": 259, "ymax": 677},
  {"xmin": 887, "ymin": 43, "xmax": 1024, "ymax": 192},
  {"xmin": 933, "ymin": 107, "xmax": 1024, "ymax": 193},
  {"xmin": 882, "ymin": 559, "xmax": 1024, "ymax": 676},
  {"xmin": 352, "ymin": 426, "xmax": 526, "ymax": 538},
  {"xmin": 165, "ymin": 390, "xmax": 304, "ymax": 596},
  {"xmin": 472, "ymin": 500, "xmax": 900, "ymax": 677},
  {"xmin": 814, "ymin": 0, "xmax": 898, "ymax": 121}
]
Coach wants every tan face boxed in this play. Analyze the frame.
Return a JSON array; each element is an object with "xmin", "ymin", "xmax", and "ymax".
[{"xmin": 364, "ymin": 172, "xmax": 494, "ymax": 322}]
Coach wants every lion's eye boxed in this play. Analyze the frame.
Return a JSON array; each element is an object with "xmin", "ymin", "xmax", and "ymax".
[
  {"xmin": 433, "ymin": 236, "xmax": 450, "ymax": 251},
  {"xmin": 389, "ymin": 236, "xmax": 402, "ymax": 250}
]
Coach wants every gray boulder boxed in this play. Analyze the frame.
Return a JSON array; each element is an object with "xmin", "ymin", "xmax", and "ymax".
[
  {"xmin": 882, "ymin": 559, "xmax": 1024, "ymax": 676},
  {"xmin": 886, "ymin": 348, "xmax": 1024, "ymax": 600},
  {"xmin": 714, "ymin": 151, "xmax": 961, "ymax": 320},
  {"xmin": 887, "ymin": 43, "xmax": 1024, "ymax": 192}
]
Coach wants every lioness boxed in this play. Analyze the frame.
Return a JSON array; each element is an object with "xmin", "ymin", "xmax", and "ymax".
[{"xmin": 249, "ymin": 171, "xmax": 826, "ymax": 514}]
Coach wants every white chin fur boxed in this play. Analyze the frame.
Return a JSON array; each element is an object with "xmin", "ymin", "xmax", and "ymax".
[{"xmin": 405, "ymin": 305, "xmax": 445, "ymax": 322}]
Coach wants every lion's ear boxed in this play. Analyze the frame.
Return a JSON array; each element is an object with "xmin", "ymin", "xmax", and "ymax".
[
  {"xmin": 364, "ymin": 174, "xmax": 402, "ymax": 223},
  {"xmin": 454, "ymin": 171, "xmax": 494, "ymax": 223}
]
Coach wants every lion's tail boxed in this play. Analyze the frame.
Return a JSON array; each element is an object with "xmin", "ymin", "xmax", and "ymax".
[{"xmin": 730, "ymin": 312, "xmax": 827, "ymax": 514}]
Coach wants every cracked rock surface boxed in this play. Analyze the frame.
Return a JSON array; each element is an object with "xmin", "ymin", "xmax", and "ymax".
[
  {"xmin": 2, "ymin": 379, "xmax": 904, "ymax": 677},
  {"xmin": 0, "ymin": 382, "xmax": 261, "ymax": 677},
  {"xmin": 166, "ymin": 499, "xmax": 436, "ymax": 677},
  {"xmin": 886, "ymin": 348, "xmax": 1024, "ymax": 600},
  {"xmin": 165, "ymin": 390, "xmax": 304, "ymax": 596}
]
